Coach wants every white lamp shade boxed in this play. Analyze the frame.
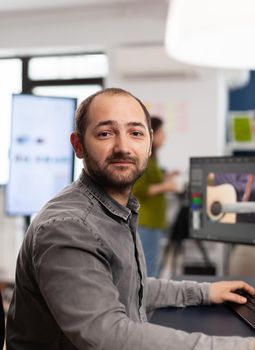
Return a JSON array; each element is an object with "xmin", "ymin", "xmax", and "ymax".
[{"xmin": 165, "ymin": 0, "xmax": 255, "ymax": 69}]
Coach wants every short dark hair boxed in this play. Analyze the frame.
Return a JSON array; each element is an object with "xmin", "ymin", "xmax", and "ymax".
[
  {"xmin": 74, "ymin": 87, "xmax": 151, "ymax": 139},
  {"xmin": 150, "ymin": 116, "xmax": 163, "ymax": 133}
]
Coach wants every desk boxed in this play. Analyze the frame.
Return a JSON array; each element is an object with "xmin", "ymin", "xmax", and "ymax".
[{"xmin": 150, "ymin": 276, "xmax": 255, "ymax": 337}]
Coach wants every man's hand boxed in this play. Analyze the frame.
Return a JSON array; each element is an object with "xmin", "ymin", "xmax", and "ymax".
[{"xmin": 209, "ymin": 280, "xmax": 255, "ymax": 304}]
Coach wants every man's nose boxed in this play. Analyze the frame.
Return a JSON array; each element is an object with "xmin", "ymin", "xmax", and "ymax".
[{"xmin": 113, "ymin": 134, "xmax": 130, "ymax": 154}]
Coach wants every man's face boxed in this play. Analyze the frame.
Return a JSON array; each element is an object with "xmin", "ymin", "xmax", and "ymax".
[{"xmin": 71, "ymin": 93, "xmax": 152, "ymax": 190}]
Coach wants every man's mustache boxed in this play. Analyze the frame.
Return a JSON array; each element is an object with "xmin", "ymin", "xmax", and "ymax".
[{"xmin": 106, "ymin": 153, "xmax": 137, "ymax": 164}]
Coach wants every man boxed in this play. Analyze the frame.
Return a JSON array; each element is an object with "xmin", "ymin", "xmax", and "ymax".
[{"xmin": 6, "ymin": 88, "xmax": 255, "ymax": 349}]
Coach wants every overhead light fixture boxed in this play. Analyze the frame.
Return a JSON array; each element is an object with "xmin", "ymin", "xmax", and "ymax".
[{"xmin": 165, "ymin": 0, "xmax": 255, "ymax": 69}]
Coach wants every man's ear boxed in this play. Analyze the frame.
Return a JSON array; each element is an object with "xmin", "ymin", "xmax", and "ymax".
[{"xmin": 70, "ymin": 132, "xmax": 84, "ymax": 159}]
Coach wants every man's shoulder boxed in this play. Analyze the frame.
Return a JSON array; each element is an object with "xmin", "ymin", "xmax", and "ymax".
[{"xmin": 32, "ymin": 182, "xmax": 94, "ymax": 229}]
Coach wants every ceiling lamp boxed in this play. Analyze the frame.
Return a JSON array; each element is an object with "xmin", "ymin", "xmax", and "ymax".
[{"xmin": 165, "ymin": 0, "xmax": 255, "ymax": 69}]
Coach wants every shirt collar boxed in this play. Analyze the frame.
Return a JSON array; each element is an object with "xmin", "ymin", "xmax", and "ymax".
[{"xmin": 77, "ymin": 170, "xmax": 140, "ymax": 220}]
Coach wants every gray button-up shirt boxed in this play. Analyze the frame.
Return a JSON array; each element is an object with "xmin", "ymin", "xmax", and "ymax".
[{"xmin": 6, "ymin": 171, "xmax": 253, "ymax": 349}]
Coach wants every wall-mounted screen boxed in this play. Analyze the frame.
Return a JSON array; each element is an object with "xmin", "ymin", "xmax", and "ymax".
[
  {"xmin": 189, "ymin": 156, "xmax": 255, "ymax": 245},
  {"xmin": 6, "ymin": 94, "xmax": 77, "ymax": 216}
]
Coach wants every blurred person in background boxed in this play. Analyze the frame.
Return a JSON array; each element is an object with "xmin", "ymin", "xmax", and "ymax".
[{"xmin": 132, "ymin": 116, "xmax": 179, "ymax": 277}]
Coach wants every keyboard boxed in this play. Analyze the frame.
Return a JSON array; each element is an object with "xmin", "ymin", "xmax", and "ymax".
[{"xmin": 225, "ymin": 289, "xmax": 255, "ymax": 330}]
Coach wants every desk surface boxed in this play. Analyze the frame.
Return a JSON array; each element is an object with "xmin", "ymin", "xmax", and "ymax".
[{"xmin": 150, "ymin": 276, "xmax": 255, "ymax": 337}]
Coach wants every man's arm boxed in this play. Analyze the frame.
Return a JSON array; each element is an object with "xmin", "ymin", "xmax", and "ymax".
[
  {"xmin": 33, "ymin": 220, "xmax": 254, "ymax": 350},
  {"xmin": 146, "ymin": 279, "xmax": 255, "ymax": 311},
  {"xmin": 145, "ymin": 278, "xmax": 210, "ymax": 312}
]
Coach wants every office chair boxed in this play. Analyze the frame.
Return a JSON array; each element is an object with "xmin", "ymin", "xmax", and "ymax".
[{"xmin": 0, "ymin": 292, "xmax": 5, "ymax": 350}]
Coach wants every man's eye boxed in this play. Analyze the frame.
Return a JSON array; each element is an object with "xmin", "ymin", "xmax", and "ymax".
[
  {"xmin": 131, "ymin": 131, "xmax": 143, "ymax": 137},
  {"xmin": 98, "ymin": 131, "xmax": 111, "ymax": 137}
]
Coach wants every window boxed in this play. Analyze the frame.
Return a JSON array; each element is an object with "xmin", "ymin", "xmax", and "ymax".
[{"xmin": 29, "ymin": 54, "xmax": 108, "ymax": 80}]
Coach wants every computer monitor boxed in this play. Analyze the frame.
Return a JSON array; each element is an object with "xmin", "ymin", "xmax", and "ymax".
[
  {"xmin": 189, "ymin": 156, "xmax": 255, "ymax": 245},
  {"xmin": 6, "ymin": 93, "xmax": 77, "ymax": 216}
]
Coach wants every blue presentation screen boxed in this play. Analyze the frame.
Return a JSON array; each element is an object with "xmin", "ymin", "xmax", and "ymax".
[{"xmin": 6, "ymin": 94, "xmax": 77, "ymax": 216}]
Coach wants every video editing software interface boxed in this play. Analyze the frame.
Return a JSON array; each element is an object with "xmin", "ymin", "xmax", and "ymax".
[{"xmin": 189, "ymin": 156, "xmax": 255, "ymax": 245}]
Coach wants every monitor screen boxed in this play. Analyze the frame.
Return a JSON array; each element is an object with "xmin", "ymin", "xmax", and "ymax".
[
  {"xmin": 6, "ymin": 93, "xmax": 77, "ymax": 216},
  {"xmin": 189, "ymin": 156, "xmax": 255, "ymax": 245}
]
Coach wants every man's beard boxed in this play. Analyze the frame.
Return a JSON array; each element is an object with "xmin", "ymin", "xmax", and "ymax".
[{"xmin": 83, "ymin": 149, "xmax": 148, "ymax": 190}]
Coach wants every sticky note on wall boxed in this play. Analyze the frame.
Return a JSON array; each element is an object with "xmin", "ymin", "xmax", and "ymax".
[{"xmin": 231, "ymin": 114, "xmax": 252, "ymax": 142}]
